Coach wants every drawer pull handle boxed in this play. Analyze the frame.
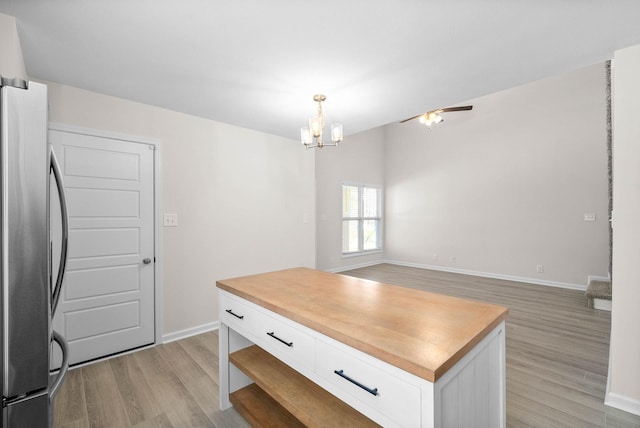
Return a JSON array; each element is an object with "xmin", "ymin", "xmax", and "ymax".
[
  {"xmin": 267, "ymin": 332, "xmax": 293, "ymax": 347},
  {"xmin": 225, "ymin": 309, "xmax": 244, "ymax": 319},
  {"xmin": 334, "ymin": 369, "xmax": 379, "ymax": 396}
]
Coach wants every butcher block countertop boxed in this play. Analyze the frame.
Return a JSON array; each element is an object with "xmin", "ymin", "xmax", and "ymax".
[{"xmin": 216, "ymin": 267, "xmax": 508, "ymax": 383}]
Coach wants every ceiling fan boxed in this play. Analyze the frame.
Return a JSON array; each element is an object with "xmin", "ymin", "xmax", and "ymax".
[{"xmin": 400, "ymin": 105, "xmax": 473, "ymax": 127}]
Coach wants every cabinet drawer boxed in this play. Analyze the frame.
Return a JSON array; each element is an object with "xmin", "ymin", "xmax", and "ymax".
[
  {"xmin": 220, "ymin": 291, "xmax": 314, "ymax": 370},
  {"xmin": 219, "ymin": 291, "xmax": 259, "ymax": 335},
  {"xmin": 255, "ymin": 310, "xmax": 315, "ymax": 370},
  {"xmin": 316, "ymin": 339, "xmax": 421, "ymax": 427}
]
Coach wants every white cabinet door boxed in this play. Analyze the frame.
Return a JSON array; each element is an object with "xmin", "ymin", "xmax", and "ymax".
[{"xmin": 51, "ymin": 129, "xmax": 155, "ymax": 365}]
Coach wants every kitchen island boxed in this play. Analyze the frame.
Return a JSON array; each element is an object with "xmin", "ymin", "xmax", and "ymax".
[{"xmin": 217, "ymin": 267, "xmax": 508, "ymax": 427}]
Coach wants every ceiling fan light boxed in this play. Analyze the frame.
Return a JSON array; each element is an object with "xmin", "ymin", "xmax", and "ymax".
[{"xmin": 421, "ymin": 111, "xmax": 443, "ymax": 127}]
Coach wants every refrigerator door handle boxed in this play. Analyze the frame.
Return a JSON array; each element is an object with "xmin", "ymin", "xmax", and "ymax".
[
  {"xmin": 50, "ymin": 149, "xmax": 69, "ymax": 315},
  {"xmin": 49, "ymin": 330, "xmax": 69, "ymax": 400}
]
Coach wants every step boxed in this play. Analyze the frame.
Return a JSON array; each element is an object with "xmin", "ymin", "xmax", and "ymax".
[{"xmin": 586, "ymin": 280, "xmax": 611, "ymax": 311}]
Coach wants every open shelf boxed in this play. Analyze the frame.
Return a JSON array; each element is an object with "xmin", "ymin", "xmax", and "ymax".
[
  {"xmin": 229, "ymin": 345, "xmax": 379, "ymax": 427},
  {"xmin": 230, "ymin": 383, "xmax": 306, "ymax": 428}
]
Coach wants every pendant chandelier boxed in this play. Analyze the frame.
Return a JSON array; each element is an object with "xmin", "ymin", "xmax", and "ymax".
[{"xmin": 300, "ymin": 94, "xmax": 343, "ymax": 149}]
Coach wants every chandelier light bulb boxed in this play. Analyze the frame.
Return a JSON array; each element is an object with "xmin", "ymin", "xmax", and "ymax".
[
  {"xmin": 300, "ymin": 127, "xmax": 311, "ymax": 145},
  {"xmin": 309, "ymin": 116, "xmax": 323, "ymax": 138},
  {"xmin": 331, "ymin": 123, "xmax": 343, "ymax": 143}
]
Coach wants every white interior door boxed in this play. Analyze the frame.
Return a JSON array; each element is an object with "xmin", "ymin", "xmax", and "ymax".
[{"xmin": 51, "ymin": 129, "xmax": 155, "ymax": 365}]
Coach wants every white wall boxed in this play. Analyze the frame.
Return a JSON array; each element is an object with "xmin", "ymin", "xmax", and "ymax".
[
  {"xmin": 0, "ymin": 12, "xmax": 27, "ymax": 81},
  {"xmin": 608, "ymin": 43, "xmax": 640, "ymax": 415},
  {"xmin": 42, "ymin": 82, "xmax": 316, "ymax": 338},
  {"xmin": 315, "ymin": 127, "xmax": 385, "ymax": 271},
  {"xmin": 382, "ymin": 63, "xmax": 609, "ymax": 288}
]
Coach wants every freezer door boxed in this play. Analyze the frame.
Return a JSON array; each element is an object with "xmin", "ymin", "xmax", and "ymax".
[
  {"xmin": 0, "ymin": 82, "xmax": 50, "ymax": 398},
  {"xmin": 2, "ymin": 392, "xmax": 49, "ymax": 427}
]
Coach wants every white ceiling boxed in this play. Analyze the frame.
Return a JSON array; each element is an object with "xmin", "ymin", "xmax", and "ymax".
[{"xmin": 2, "ymin": 1, "xmax": 640, "ymax": 140}]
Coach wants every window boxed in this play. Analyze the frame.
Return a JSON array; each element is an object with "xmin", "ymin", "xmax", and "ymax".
[{"xmin": 342, "ymin": 184, "xmax": 382, "ymax": 254}]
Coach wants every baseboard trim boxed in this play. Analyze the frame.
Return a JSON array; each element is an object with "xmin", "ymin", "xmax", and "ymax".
[
  {"xmin": 162, "ymin": 321, "xmax": 219, "ymax": 344},
  {"xmin": 605, "ymin": 391, "xmax": 640, "ymax": 417},
  {"xmin": 588, "ymin": 274, "xmax": 611, "ymax": 283},
  {"xmin": 327, "ymin": 258, "xmax": 589, "ymax": 291},
  {"xmin": 328, "ymin": 259, "xmax": 384, "ymax": 274},
  {"xmin": 382, "ymin": 260, "xmax": 588, "ymax": 291}
]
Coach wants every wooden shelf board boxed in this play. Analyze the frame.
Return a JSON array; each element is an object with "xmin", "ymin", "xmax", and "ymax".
[
  {"xmin": 230, "ymin": 383, "xmax": 306, "ymax": 428},
  {"xmin": 229, "ymin": 345, "xmax": 380, "ymax": 428}
]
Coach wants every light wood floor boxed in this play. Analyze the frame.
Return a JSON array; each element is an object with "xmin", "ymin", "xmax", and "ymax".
[
  {"xmin": 54, "ymin": 264, "xmax": 640, "ymax": 427},
  {"xmin": 54, "ymin": 331, "xmax": 250, "ymax": 428}
]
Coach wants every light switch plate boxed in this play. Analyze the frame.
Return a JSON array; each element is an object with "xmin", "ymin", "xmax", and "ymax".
[{"xmin": 164, "ymin": 213, "xmax": 178, "ymax": 227}]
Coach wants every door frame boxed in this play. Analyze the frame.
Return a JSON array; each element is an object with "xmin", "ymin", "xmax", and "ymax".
[{"xmin": 48, "ymin": 122, "xmax": 164, "ymax": 346}]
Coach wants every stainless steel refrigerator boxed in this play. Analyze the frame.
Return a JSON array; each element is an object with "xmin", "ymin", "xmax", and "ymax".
[{"xmin": 1, "ymin": 77, "xmax": 69, "ymax": 427}]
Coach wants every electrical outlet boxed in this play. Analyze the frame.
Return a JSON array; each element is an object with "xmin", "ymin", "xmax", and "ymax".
[
  {"xmin": 432, "ymin": 254, "xmax": 438, "ymax": 261},
  {"xmin": 536, "ymin": 264, "xmax": 544, "ymax": 273},
  {"xmin": 584, "ymin": 213, "xmax": 596, "ymax": 222},
  {"xmin": 163, "ymin": 213, "xmax": 178, "ymax": 227}
]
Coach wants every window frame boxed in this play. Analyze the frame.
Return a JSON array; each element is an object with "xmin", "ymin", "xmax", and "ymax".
[{"xmin": 341, "ymin": 182, "xmax": 383, "ymax": 256}]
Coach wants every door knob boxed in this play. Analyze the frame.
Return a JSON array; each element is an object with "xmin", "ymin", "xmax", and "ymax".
[{"xmin": 143, "ymin": 258, "xmax": 152, "ymax": 264}]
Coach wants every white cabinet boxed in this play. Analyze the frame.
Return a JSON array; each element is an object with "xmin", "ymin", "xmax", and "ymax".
[{"xmin": 218, "ymin": 288, "xmax": 506, "ymax": 428}]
